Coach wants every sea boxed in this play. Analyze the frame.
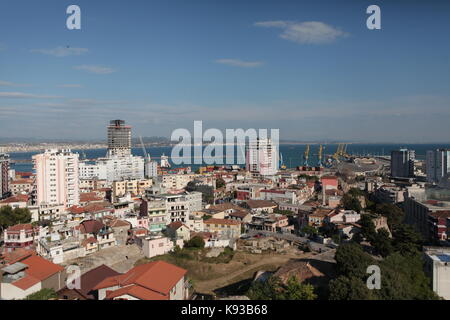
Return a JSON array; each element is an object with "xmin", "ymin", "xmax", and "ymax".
[{"xmin": 9, "ymin": 143, "xmax": 450, "ymax": 173}]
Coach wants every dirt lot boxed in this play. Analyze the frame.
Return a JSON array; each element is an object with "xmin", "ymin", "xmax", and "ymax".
[
  {"xmin": 62, "ymin": 244, "xmax": 145, "ymax": 273},
  {"xmin": 62, "ymin": 241, "xmax": 333, "ymax": 296},
  {"xmin": 134, "ymin": 245, "xmax": 313, "ymax": 295},
  {"xmin": 193, "ymin": 250, "xmax": 314, "ymax": 294}
]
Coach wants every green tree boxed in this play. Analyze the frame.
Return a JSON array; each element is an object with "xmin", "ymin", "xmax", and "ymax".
[
  {"xmin": 247, "ymin": 276, "xmax": 284, "ymax": 300},
  {"xmin": 280, "ymin": 277, "xmax": 317, "ymax": 300},
  {"xmin": 186, "ymin": 181, "xmax": 214, "ymax": 204},
  {"xmin": 372, "ymin": 228, "xmax": 394, "ymax": 257},
  {"xmin": 392, "ymin": 224, "xmax": 423, "ymax": 257},
  {"xmin": 185, "ymin": 236, "xmax": 205, "ymax": 249},
  {"xmin": 378, "ymin": 253, "xmax": 440, "ymax": 300},
  {"xmin": 359, "ymin": 214, "xmax": 377, "ymax": 242},
  {"xmin": 329, "ymin": 276, "xmax": 375, "ymax": 300},
  {"xmin": 335, "ymin": 242, "xmax": 374, "ymax": 279},
  {"xmin": 247, "ymin": 276, "xmax": 316, "ymax": 300},
  {"xmin": 274, "ymin": 208, "xmax": 294, "ymax": 216},
  {"xmin": 341, "ymin": 193, "xmax": 362, "ymax": 213},
  {"xmin": 301, "ymin": 225, "xmax": 318, "ymax": 236},
  {"xmin": 0, "ymin": 206, "xmax": 32, "ymax": 233},
  {"xmin": 25, "ymin": 288, "xmax": 57, "ymax": 300},
  {"xmin": 351, "ymin": 232, "xmax": 364, "ymax": 244},
  {"xmin": 375, "ymin": 203, "xmax": 405, "ymax": 230}
]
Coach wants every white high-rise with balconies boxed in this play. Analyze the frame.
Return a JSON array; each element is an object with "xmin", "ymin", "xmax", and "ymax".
[
  {"xmin": 33, "ymin": 149, "xmax": 79, "ymax": 208},
  {"xmin": 246, "ymin": 138, "xmax": 278, "ymax": 176}
]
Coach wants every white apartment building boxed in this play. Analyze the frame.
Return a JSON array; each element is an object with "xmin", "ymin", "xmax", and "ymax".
[
  {"xmin": 101, "ymin": 156, "xmax": 145, "ymax": 183},
  {"xmin": 246, "ymin": 138, "xmax": 279, "ymax": 176},
  {"xmin": 78, "ymin": 156, "xmax": 145, "ymax": 183},
  {"xmin": 144, "ymin": 156, "xmax": 158, "ymax": 178},
  {"xmin": 424, "ymin": 247, "xmax": 450, "ymax": 300},
  {"xmin": 145, "ymin": 191, "xmax": 202, "ymax": 224},
  {"xmin": 33, "ymin": 149, "xmax": 79, "ymax": 208},
  {"xmin": 79, "ymin": 161, "xmax": 108, "ymax": 180}
]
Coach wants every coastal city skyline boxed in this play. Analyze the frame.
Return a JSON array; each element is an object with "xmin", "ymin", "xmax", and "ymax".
[
  {"xmin": 2, "ymin": 0, "xmax": 450, "ymax": 307},
  {"xmin": 1, "ymin": 0, "xmax": 450, "ymax": 143}
]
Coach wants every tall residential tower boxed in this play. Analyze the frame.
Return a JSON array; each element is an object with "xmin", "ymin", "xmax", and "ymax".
[
  {"xmin": 107, "ymin": 119, "xmax": 132, "ymax": 158},
  {"xmin": 390, "ymin": 148, "xmax": 415, "ymax": 178},
  {"xmin": 426, "ymin": 149, "xmax": 450, "ymax": 183},
  {"xmin": 246, "ymin": 138, "xmax": 278, "ymax": 176},
  {"xmin": 33, "ymin": 149, "xmax": 79, "ymax": 208},
  {"xmin": 0, "ymin": 150, "xmax": 10, "ymax": 199}
]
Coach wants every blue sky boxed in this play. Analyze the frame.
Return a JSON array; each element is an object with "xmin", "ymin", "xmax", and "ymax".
[{"xmin": 0, "ymin": 0, "xmax": 450, "ymax": 142}]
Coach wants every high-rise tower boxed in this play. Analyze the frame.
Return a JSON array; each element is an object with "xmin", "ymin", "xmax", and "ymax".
[
  {"xmin": 0, "ymin": 149, "xmax": 10, "ymax": 199},
  {"xmin": 107, "ymin": 120, "xmax": 131, "ymax": 158},
  {"xmin": 390, "ymin": 148, "xmax": 415, "ymax": 178}
]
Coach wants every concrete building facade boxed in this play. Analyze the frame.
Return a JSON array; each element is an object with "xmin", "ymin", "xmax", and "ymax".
[{"xmin": 33, "ymin": 149, "xmax": 80, "ymax": 208}]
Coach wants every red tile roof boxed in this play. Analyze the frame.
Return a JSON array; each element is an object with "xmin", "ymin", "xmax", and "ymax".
[
  {"xmin": 430, "ymin": 211, "xmax": 450, "ymax": 219},
  {"xmin": 82, "ymin": 236, "xmax": 98, "ymax": 246},
  {"xmin": 94, "ymin": 261, "xmax": 187, "ymax": 299},
  {"xmin": 62, "ymin": 264, "xmax": 120, "ymax": 300},
  {"xmin": 108, "ymin": 219, "xmax": 131, "ymax": 228},
  {"xmin": 13, "ymin": 275, "xmax": 41, "ymax": 290},
  {"xmin": 168, "ymin": 221, "xmax": 186, "ymax": 230},
  {"xmin": 0, "ymin": 195, "xmax": 29, "ymax": 203},
  {"xmin": 0, "ymin": 248, "xmax": 36, "ymax": 265},
  {"xmin": 245, "ymin": 200, "xmax": 277, "ymax": 209},
  {"xmin": 6, "ymin": 223, "xmax": 34, "ymax": 232},
  {"xmin": 80, "ymin": 192, "xmax": 103, "ymax": 202},
  {"xmin": 12, "ymin": 255, "xmax": 64, "ymax": 290},
  {"xmin": 105, "ymin": 284, "xmax": 168, "ymax": 300},
  {"xmin": 79, "ymin": 220, "xmax": 105, "ymax": 234},
  {"xmin": 67, "ymin": 205, "xmax": 85, "ymax": 215}
]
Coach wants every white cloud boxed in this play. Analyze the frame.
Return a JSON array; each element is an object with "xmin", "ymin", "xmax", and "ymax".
[
  {"xmin": 31, "ymin": 46, "xmax": 89, "ymax": 57},
  {"xmin": 0, "ymin": 92, "xmax": 61, "ymax": 99},
  {"xmin": 74, "ymin": 65, "xmax": 116, "ymax": 74},
  {"xmin": 215, "ymin": 59, "xmax": 263, "ymax": 68},
  {"xmin": 254, "ymin": 20, "xmax": 349, "ymax": 44},
  {"xmin": 0, "ymin": 80, "xmax": 31, "ymax": 87},
  {"xmin": 57, "ymin": 84, "xmax": 82, "ymax": 88}
]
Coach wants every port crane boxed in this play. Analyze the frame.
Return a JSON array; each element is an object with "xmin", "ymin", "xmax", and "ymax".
[
  {"xmin": 139, "ymin": 136, "xmax": 150, "ymax": 160},
  {"xmin": 317, "ymin": 144, "xmax": 323, "ymax": 167},
  {"xmin": 303, "ymin": 144, "xmax": 310, "ymax": 166},
  {"xmin": 279, "ymin": 152, "xmax": 287, "ymax": 170}
]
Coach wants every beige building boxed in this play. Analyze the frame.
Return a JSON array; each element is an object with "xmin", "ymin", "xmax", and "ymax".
[
  {"xmin": 79, "ymin": 178, "xmax": 108, "ymax": 191},
  {"xmin": 159, "ymin": 174, "xmax": 196, "ymax": 190},
  {"xmin": 112, "ymin": 178, "xmax": 152, "ymax": 202},
  {"xmin": 10, "ymin": 178, "xmax": 33, "ymax": 195},
  {"xmin": 167, "ymin": 222, "xmax": 191, "ymax": 241},
  {"xmin": 204, "ymin": 218, "xmax": 241, "ymax": 239}
]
